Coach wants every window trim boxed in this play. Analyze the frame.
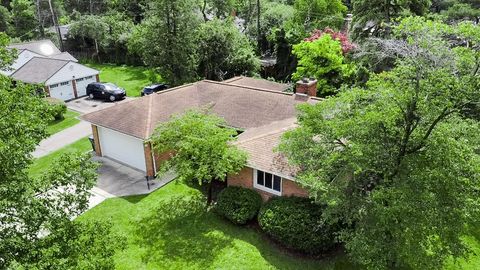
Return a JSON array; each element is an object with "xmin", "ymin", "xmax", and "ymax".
[{"xmin": 253, "ymin": 169, "xmax": 282, "ymax": 196}]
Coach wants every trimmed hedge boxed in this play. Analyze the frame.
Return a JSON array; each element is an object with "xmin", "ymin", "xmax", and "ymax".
[
  {"xmin": 46, "ymin": 97, "xmax": 67, "ymax": 120},
  {"xmin": 215, "ymin": 186, "xmax": 262, "ymax": 225},
  {"xmin": 258, "ymin": 196, "xmax": 337, "ymax": 254}
]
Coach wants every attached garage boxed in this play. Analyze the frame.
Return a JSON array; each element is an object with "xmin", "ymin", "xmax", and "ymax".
[
  {"xmin": 10, "ymin": 57, "xmax": 99, "ymax": 101},
  {"xmin": 97, "ymin": 126, "xmax": 147, "ymax": 172},
  {"xmin": 75, "ymin": 76, "xmax": 96, "ymax": 97},
  {"xmin": 48, "ymin": 81, "xmax": 75, "ymax": 100}
]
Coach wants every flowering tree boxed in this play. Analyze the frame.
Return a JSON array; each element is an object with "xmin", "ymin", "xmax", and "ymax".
[{"xmin": 304, "ymin": 28, "xmax": 356, "ymax": 54}]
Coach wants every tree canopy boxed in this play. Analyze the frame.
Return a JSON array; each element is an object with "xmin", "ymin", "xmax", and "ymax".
[
  {"xmin": 151, "ymin": 110, "xmax": 247, "ymax": 204},
  {"xmin": 280, "ymin": 17, "xmax": 480, "ymax": 269}
]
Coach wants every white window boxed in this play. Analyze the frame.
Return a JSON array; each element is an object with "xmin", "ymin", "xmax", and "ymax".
[
  {"xmin": 60, "ymin": 81, "xmax": 70, "ymax": 86},
  {"xmin": 86, "ymin": 76, "xmax": 93, "ymax": 79},
  {"xmin": 76, "ymin": 78, "xmax": 84, "ymax": 82},
  {"xmin": 253, "ymin": 169, "xmax": 282, "ymax": 195},
  {"xmin": 49, "ymin": 84, "xmax": 59, "ymax": 88}
]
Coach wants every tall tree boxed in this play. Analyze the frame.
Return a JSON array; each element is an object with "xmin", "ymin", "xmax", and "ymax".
[
  {"xmin": 351, "ymin": 0, "xmax": 431, "ymax": 40},
  {"xmin": 0, "ymin": 33, "xmax": 117, "ymax": 268},
  {"xmin": 151, "ymin": 110, "xmax": 247, "ymax": 205},
  {"xmin": 279, "ymin": 17, "xmax": 480, "ymax": 269},
  {"xmin": 10, "ymin": 0, "xmax": 37, "ymax": 40},
  {"xmin": 292, "ymin": 0, "xmax": 347, "ymax": 32},
  {"xmin": 292, "ymin": 30, "xmax": 355, "ymax": 96},
  {"xmin": 196, "ymin": 19, "xmax": 259, "ymax": 80},
  {"xmin": 129, "ymin": 0, "xmax": 200, "ymax": 85}
]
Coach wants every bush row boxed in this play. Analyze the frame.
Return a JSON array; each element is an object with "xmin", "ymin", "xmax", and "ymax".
[{"xmin": 215, "ymin": 186, "xmax": 338, "ymax": 255}]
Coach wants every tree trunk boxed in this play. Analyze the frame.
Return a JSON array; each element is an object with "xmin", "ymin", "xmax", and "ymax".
[
  {"xmin": 201, "ymin": 0, "xmax": 208, "ymax": 22},
  {"xmin": 207, "ymin": 181, "xmax": 213, "ymax": 206}
]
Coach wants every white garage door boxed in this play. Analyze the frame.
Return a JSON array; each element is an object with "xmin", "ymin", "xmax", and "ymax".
[
  {"xmin": 75, "ymin": 76, "xmax": 97, "ymax": 97},
  {"xmin": 98, "ymin": 127, "xmax": 146, "ymax": 172},
  {"xmin": 49, "ymin": 81, "xmax": 75, "ymax": 101}
]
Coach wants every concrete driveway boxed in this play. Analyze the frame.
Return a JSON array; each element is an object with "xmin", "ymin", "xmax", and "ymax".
[
  {"xmin": 67, "ymin": 96, "xmax": 135, "ymax": 114},
  {"xmin": 88, "ymin": 157, "xmax": 176, "ymax": 209}
]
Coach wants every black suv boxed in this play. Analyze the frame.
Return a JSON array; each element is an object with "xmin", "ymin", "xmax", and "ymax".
[
  {"xmin": 140, "ymin": 83, "xmax": 169, "ymax": 96},
  {"xmin": 86, "ymin": 82, "xmax": 126, "ymax": 102}
]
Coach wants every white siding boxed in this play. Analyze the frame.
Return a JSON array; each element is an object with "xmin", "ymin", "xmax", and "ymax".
[
  {"xmin": 75, "ymin": 75, "xmax": 97, "ymax": 97},
  {"xmin": 48, "ymin": 81, "xmax": 75, "ymax": 101},
  {"xmin": 98, "ymin": 127, "xmax": 146, "ymax": 172},
  {"xmin": 46, "ymin": 62, "xmax": 99, "ymax": 86}
]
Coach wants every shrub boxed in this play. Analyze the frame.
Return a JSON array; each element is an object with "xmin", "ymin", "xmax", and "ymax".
[
  {"xmin": 258, "ymin": 196, "xmax": 337, "ymax": 254},
  {"xmin": 215, "ymin": 186, "xmax": 262, "ymax": 225},
  {"xmin": 45, "ymin": 97, "xmax": 67, "ymax": 120}
]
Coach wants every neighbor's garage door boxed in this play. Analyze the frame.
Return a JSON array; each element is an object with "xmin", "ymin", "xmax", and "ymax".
[
  {"xmin": 49, "ymin": 81, "xmax": 75, "ymax": 101},
  {"xmin": 75, "ymin": 75, "xmax": 97, "ymax": 97},
  {"xmin": 97, "ymin": 127, "xmax": 146, "ymax": 172}
]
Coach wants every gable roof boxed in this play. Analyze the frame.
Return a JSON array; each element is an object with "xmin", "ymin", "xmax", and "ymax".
[
  {"xmin": 9, "ymin": 39, "xmax": 61, "ymax": 56},
  {"xmin": 50, "ymin": 52, "xmax": 78, "ymax": 62},
  {"xmin": 235, "ymin": 118, "xmax": 298, "ymax": 178},
  {"xmin": 224, "ymin": 76, "xmax": 290, "ymax": 92},
  {"xmin": 10, "ymin": 57, "xmax": 69, "ymax": 84},
  {"xmin": 82, "ymin": 80, "xmax": 318, "ymax": 140}
]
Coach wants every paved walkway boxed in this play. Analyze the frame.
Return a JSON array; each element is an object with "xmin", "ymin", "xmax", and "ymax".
[
  {"xmin": 88, "ymin": 157, "xmax": 177, "ymax": 209},
  {"xmin": 33, "ymin": 121, "xmax": 92, "ymax": 158}
]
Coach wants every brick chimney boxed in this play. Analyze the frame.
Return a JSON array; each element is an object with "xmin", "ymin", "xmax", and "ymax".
[{"xmin": 296, "ymin": 77, "xmax": 318, "ymax": 97}]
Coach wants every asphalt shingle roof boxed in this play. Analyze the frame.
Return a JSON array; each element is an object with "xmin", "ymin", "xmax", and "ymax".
[
  {"xmin": 9, "ymin": 39, "xmax": 61, "ymax": 56},
  {"xmin": 10, "ymin": 57, "xmax": 68, "ymax": 83},
  {"xmin": 224, "ymin": 76, "xmax": 290, "ymax": 92},
  {"xmin": 82, "ymin": 79, "xmax": 318, "ymax": 140}
]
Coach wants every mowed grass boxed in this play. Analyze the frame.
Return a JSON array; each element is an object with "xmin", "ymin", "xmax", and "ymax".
[
  {"xmin": 78, "ymin": 182, "xmax": 355, "ymax": 270},
  {"xmin": 29, "ymin": 137, "xmax": 91, "ymax": 177},
  {"xmin": 86, "ymin": 63, "xmax": 161, "ymax": 97},
  {"xmin": 46, "ymin": 109, "xmax": 80, "ymax": 135}
]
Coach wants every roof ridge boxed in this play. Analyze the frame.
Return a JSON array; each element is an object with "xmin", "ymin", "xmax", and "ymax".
[
  {"xmin": 154, "ymin": 82, "xmax": 196, "ymax": 96},
  {"xmin": 144, "ymin": 94, "xmax": 154, "ymax": 138},
  {"xmin": 222, "ymin": 76, "xmax": 243, "ymax": 83},
  {"xmin": 9, "ymin": 39, "xmax": 54, "ymax": 46},
  {"xmin": 236, "ymin": 123, "xmax": 296, "ymax": 145},
  {"xmin": 201, "ymin": 80, "xmax": 294, "ymax": 97}
]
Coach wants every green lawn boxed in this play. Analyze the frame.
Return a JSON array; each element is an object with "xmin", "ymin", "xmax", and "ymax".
[
  {"xmin": 86, "ymin": 63, "xmax": 161, "ymax": 97},
  {"xmin": 29, "ymin": 137, "xmax": 92, "ymax": 177},
  {"xmin": 78, "ymin": 182, "xmax": 355, "ymax": 270},
  {"xmin": 46, "ymin": 109, "xmax": 80, "ymax": 135}
]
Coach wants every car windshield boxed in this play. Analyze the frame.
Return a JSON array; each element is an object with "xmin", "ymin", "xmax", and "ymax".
[{"xmin": 104, "ymin": 83, "xmax": 117, "ymax": 91}]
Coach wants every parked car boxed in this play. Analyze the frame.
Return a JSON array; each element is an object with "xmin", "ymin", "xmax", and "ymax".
[
  {"xmin": 140, "ymin": 83, "xmax": 169, "ymax": 96},
  {"xmin": 87, "ymin": 82, "xmax": 126, "ymax": 102}
]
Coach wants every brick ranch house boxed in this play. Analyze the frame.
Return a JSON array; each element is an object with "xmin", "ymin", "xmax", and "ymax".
[{"xmin": 81, "ymin": 76, "xmax": 319, "ymax": 200}]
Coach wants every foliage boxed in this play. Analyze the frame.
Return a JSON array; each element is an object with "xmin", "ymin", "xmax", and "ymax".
[
  {"xmin": 0, "ymin": 33, "xmax": 17, "ymax": 70},
  {"xmin": 129, "ymin": 0, "xmax": 200, "ymax": 86},
  {"xmin": 351, "ymin": 0, "xmax": 431, "ymax": 40},
  {"xmin": 258, "ymin": 196, "xmax": 338, "ymax": 254},
  {"xmin": 0, "ymin": 34, "xmax": 106, "ymax": 266},
  {"xmin": 292, "ymin": 33, "xmax": 355, "ymax": 96},
  {"xmin": 14, "ymin": 221, "xmax": 123, "ymax": 269},
  {"xmin": 196, "ymin": 19, "xmax": 259, "ymax": 80},
  {"xmin": 245, "ymin": 1, "xmax": 294, "ymax": 52},
  {"xmin": 45, "ymin": 97, "xmax": 67, "ymax": 121},
  {"xmin": 215, "ymin": 186, "xmax": 262, "ymax": 225},
  {"xmin": 442, "ymin": 2, "xmax": 480, "ymax": 23},
  {"xmin": 9, "ymin": 0, "xmax": 37, "ymax": 40},
  {"xmin": 79, "ymin": 181, "xmax": 353, "ymax": 269},
  {"xmin": 279, "ymin": 17, "xmax": 480, "ymax": 269},
  {"xmin": 292, "ymin": 0, "xmax": 347, "ymax": 32},
  {"xmin": 304, "ymin": 28, "xmax": 356, "ymax": 54},
  {"xmin": 200, "ymin": 0, "xmax": 235, "ymax": 20},
  {"xmin": 0, "ymin": 5, "xmax": 11, "ymax": 33},
  {"xmin": 151, "ymin": 110, "xmax": 247, "ymax": 203}
]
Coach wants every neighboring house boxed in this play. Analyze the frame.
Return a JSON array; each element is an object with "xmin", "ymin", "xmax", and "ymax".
[
  {"xmin": 2, "ymin": 40, "xmax": 99, "ymax": 101},
  {"xmin": 82, "ymin": 77, "xmax": 319, "ymax": 200}
]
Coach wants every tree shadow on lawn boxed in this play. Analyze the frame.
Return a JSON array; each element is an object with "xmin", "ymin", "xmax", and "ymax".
[
  {"xmin": 134, "ymin": 193, "xmax": 235, "ymax": 269},
  {"xmin": 134, "ymin": 192, "xmax": 354, "ymax": 269}
]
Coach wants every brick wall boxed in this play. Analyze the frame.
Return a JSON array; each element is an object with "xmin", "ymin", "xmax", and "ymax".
[{"xmin": 227, "ymin": 166, "xmax": 309, "ymax": 201}]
